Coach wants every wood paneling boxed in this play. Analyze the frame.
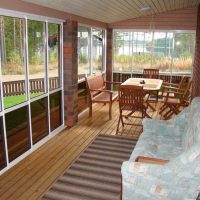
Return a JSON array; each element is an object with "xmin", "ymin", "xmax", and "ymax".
[
  {"xmin": 23, "ymin": 0, "xmax": 200, "ymax": 23},
  {"xmin": 1, "ymin": 0, "xmax": 199, "ymax": 28},
  {"xmin": 109, "ymin": 7, "xmax": 198, "ymax": 30},
  {"xmin": 0, "ymin": 0, "xmax": 107, "ymax": 28}
]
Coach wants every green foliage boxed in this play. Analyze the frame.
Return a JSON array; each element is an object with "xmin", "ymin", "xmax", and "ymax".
[
  {"xmin": 1, "ymin": 16, "xmax": 24, "ymax": 69},
  {"xmin": 134, "ymin": 54, "xmax": 152, "ymax": 63},
  {"xmin": 4, "ymin": 94, "xmax": 26, "ymax": 109},
  {"xmin": 114, "ymin": 54, "xmax": 192, "ymax": 72},
  {"xmin": 48, "ymin": 50, "xmax": 58, "ymax": 71},
  {"xmin": 113, "ymin": 31, "xmax": 194, "ymax": 73},
  {"xmin": 27, "ymin": 20, "xmax": 45, "ymax": 65},
  {"xmin": 30, "ymin": 53, "xmax": 45, "ymax": 65},
  {"xmin": 48, "ymin": 23, "xmax": 59, "ymax": 36},
  {"xmin": 7, "ymin": 51, "xmax": 21, "ymax": 64},
  {"xmin": 180, "ymin": 51, "xmax": 192, "ymax": 59},
  {"xmin": 4, "ymin": 93, "xmax": 42, "ymax": 109},
  {"xmin": 79, "ymin": 54, "xmax": 88, "ymax": 64}
]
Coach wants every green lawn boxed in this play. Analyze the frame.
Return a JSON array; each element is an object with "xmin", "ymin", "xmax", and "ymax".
[{"xmin": 4, "ymin": 93, "xmax": 42, "ymax": 109}]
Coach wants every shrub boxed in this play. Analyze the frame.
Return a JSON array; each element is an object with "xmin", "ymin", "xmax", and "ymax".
[
  {"xmin": 79, "ymin": 54, "xmax": 88, "ymax": 64},
  {"xmin": 7, "ymin": 51, "xmax": 21, "ymax": 65}
]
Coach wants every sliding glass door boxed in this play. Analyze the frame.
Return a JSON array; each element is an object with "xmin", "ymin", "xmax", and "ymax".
[{"xmin": 0, "ymin": 14, "xmax": 63, "ymax": 173}]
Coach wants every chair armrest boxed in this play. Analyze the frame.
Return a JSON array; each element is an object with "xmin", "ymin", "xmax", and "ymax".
[
  {"xmin": 144, "ymin": 93, "xmax": 150, "ymax": 102},
  {"xmin": 89, "ymin": 89, "xmax": 113, "ymax": 94},
  {"xmin": 135, "ymin": 156, "xmax": 169, "ymax": 165},
  {"xmin": 162, "ymin": 85, "xmax": 178, "ymax": 90},
  {"xmin": 165, "ymin": 91, "xmax": 183, "ymax": 97},
  {"xmin": 163, "ymin": 82, "xmax": 179, "ymax": 87}
]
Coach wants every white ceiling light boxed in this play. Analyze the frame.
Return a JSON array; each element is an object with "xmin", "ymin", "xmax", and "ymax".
[{"xmin": 140, "ymin": 6, "xmax": 151, "ymax": 12}]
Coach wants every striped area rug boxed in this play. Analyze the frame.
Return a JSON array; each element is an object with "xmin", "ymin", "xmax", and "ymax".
[{"xmin": 42, "ymin": 134, "xmax": 137, "ymax": 200}]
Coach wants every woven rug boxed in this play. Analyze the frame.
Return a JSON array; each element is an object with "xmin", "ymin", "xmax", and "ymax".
[{"xmin": 42, "ymin": 134, "xmax": 137, "ymax": 200}]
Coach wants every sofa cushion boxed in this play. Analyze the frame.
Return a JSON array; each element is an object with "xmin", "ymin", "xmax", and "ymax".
[
  {"xmin": 182, "ymin": 97, "xmax": 200, "ymax": 150},
  {"xmin": 122, "ymin": 142, "xmax": 200, "ymax": 200},
  {"xmin": 122, "ymin": 160, "xmax": 200, "ymax": 200},
  {"xmin": 121, "ymin": 97, "xmax": 200, "ymax": 200},
  {"xmin": 143, "ymin": 105, "xmax": 191, "ymax": 134},
  {"xmin": 129, "ymin": 126, "xmax": 183, "ymax": 161},
  {"xmin": 138, "ymin": 97, "xmax": 200, "ymax": 160}
]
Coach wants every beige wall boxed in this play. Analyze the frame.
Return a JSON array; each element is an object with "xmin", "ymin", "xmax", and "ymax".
[{"xmin": 109, "ymin": 7, "xmax": 198, "ymax": 30}]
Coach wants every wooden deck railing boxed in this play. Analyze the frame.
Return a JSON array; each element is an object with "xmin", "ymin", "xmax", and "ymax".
[
  {"xmin": 113, "ymin": 72, "xmax": 191, "ymax": 83},
  {"xmin": 3, "ymin": 77, "xmax": 59, "ymax": 96},
  {"xmin": 3, "ymin": 80, "xmax": 26, "ymax": 96},
  {"xmin": 3, "ymin": 73, "xmax": 190, "ymax": 97},
  {"xmin": 29, "ymin": 78, "xmax": 45, "ymax": 93}
]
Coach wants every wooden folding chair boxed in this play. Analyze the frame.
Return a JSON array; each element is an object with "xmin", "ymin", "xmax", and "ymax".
[
  {"xmin": 143, "ymin": 69, "xmax": 160, "ymax": 102},
  {"xmin": 116, "ymin": 85, "xmax": 150, "ymax": 134},
  {"xmin": 159, "ymin": 76, "xmax": 188, "ymax": 113},
  {"xmin": 159, "ymin": 79, "xmax": 192, "ymax": 119},
  {"xmin": 160, "ymin": 76, "xmax": 187, "ymax": 96},
  {"xmin": 143, "ymin": 69, "xmax": 159, "ymax": 79}
]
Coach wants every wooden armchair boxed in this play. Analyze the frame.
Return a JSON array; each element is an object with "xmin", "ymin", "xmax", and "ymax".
[
  {"xmin": 160, "ymin": 76, "xmax": 187, "ymax": 95},
  {"xmin": 143, "ymin": 69, "xmax": 160, "ymax": 102},
  {"xmin": 159, "ymin": 76, "xmax": 188, "ymax": 111},
  {"xmin": 85, "ymin": 73, "xmax": 120, "ymax": 120},
  {"xmin": 143, "ymin": 69, "xmax": 159, "ymax": 79},
  {"xmin": 159, "ymin": 79, "xmax": 192, "ymax": 119},
  {"xmin": 116, "ymin": 85, "xmax": 150, "ymax": 134}
]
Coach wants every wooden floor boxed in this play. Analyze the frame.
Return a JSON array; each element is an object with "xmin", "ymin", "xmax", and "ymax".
[{"xmin": 0, "ymin": 101, "xmax": 163, "ymax": 200}]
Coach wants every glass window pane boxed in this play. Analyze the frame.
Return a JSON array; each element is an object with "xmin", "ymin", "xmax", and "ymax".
[
  {"xmin": 31, "ymin": 97, "xmax": 49, "ymax": 144},
  {"xmin": 48, "ymin": 23, "xmax": 61, "ymax": 90},
  {"xmin": 133, "ymin": 32, "xmax": 149, "ymax": 72},
  {"xmin": 50, "ymin": 91, "xmax": 62, "ymax": 131},
  {"xmin": 0, "ymin": 117, "xmax": 7, "ymax": 170},
  {"xmin": 5, "ymin": 106, "xmax": 30, "ymax": 162},
  {"xmin": 140, "ymin": 32, "xmax": 153, "ymax": 70},
  {"xmin": 152, "ymin": 32, "xmax": 173, "ymax": 72},
  {"xmin": 113, "ymin": 31, "xmax": 132, "ymax": 72},
  {"xmin": 113, "ymin": 30, "xmax": 195, "ymax": 75},
  {"xmin": 0, "ymin": 16, "xmax": 26, "ymax": 109},
  {"xmin": 78, "ymin": 26, "xmax": 90, "ymax": 80},
  {"xmin": 28, "ymin": 20, "xmax": 46, "ymax": 98},
  {"xmin": 173, "ymin": 32, "xmax": 195, "ymax": 74},
  {"xmin": 92, "ymin": 28, "xmax": 103, "ymax": 73},
  {"xmin": 113, "ymin": 31, "xmax": 123, "ymax": 72}
]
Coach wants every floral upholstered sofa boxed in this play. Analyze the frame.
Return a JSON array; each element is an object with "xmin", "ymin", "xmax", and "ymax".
[{"xmin": 121, "ymin": 97, "xmax": 200, "ymax": 200}]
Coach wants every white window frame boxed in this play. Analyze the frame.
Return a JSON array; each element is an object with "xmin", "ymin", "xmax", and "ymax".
[
  {"xmin": 0, "ymin": 9, "xmax": 65, "ymax": 175},
  {"xmin": 78, "ymin": 23, "xmax": 106, "ymax": 83},
  {"xmin": 112, "ymin": 29, "xmax": 195, "ymax": 77}
]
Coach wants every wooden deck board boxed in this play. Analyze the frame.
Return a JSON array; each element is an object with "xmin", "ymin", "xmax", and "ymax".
[{"xmin": 0, "ymin": 101, "xmax": 164, "ymax": 200}]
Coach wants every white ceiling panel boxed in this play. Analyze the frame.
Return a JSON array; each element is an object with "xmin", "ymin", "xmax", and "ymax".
[{"xmin": 22, "ymin": 0, "xmax": 200, "ymax": 23}]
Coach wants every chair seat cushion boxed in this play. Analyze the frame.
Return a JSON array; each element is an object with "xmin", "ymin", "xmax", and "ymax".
[{"xmin": 163, "ymin": 97, "xmax": 180, "ymax": 104}]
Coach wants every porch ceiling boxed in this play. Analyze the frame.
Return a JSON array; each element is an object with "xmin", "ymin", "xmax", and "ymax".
[{"xmin": 22, "ymin": 0, "xmax": 200, "ymax": 23}]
